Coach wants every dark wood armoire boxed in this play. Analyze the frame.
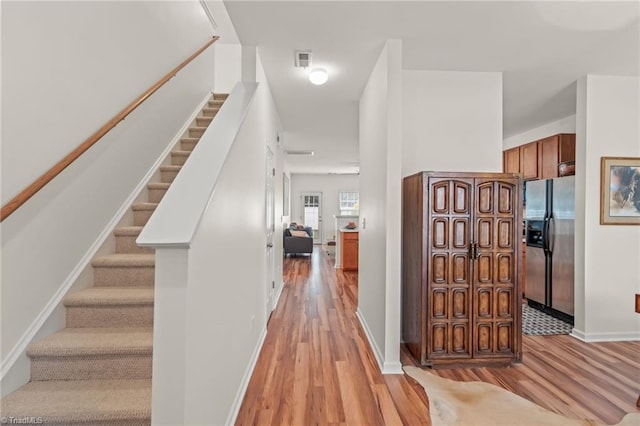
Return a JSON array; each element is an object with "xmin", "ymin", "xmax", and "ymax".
[{"xmin": 402, "ymin": 172, "xmax": 523, "ymax": 368}]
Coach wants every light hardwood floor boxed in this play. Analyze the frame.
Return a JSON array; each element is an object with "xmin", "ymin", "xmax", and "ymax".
[{"xmin": 236, "ymin": 247, "xmax": 640, "ymax": 425}]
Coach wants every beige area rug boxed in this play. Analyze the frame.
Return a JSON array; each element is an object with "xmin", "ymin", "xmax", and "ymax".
[{"xmin": 404, "ymin": 366, "xmax": 640, "ymax": 426}]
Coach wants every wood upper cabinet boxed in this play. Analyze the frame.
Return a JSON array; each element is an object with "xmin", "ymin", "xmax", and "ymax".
[
  {"xmin": 503, "ymin": 147, "xmax": 521, "ymax": 175},
  {"xmin": 539, "ymin": 134, "xmax": 576, "ymax": 179},
  {"xmin": 520, "ymin": 141, "xmax": 540, "ymax": 180},
  {"xmin": 402, "ymin": 171, "xmax": 522, "ymax": 368},
  {"xmin": 502, "ymin": 134, "xmax": 575, "ymax": 180}
]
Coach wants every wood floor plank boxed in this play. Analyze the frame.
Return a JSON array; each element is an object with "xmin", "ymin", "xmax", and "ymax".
[
  {"xmin": 235, "ymin": 247, "xmax": 640, "ymax": 426},
  {"xmin": 372, "ymin": 383, "xmax": 404, "ymax": 425},
  {"xmin": 335, "ymin": 361, "xmax": 369, "ymax": 426},
  {"xmin": 292, "ymin": 342, "xmax": 310, "ymax": 425}
]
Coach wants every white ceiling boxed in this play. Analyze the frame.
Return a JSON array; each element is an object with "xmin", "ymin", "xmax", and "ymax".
[{"xmin": 222, "ymin": 1, "xmax": 640, "ymax": 174}]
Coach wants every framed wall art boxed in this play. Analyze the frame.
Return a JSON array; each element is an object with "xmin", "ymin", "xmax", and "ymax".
[{"xmin": 600, "ymin": 156, "xmax": 640, "ymax": 225}]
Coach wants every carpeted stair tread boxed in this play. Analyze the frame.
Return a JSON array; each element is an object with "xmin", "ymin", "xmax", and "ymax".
[
  {"xmin": 131, "ymin": 202, "xmax": 158, "ymax": 211},
  {"xmin": 64, "ymin": 287, "xmax": 154, "ymax": 307},
  {"xmin": 181, "ymin": 137, "xmax": 199, "ymax": 143},
  {"xmin": 196, "ymin": 117, "xmax": 212, "ymax": 126},
  {"xmin": 159, "ymin": 165, "xmax": 182, "ymax": 171},
  {"xmin": 202, "ymin": 107, "xmax": 219, "ymax": 116},
  {"xmin": 27, "ymin": 327, "xmax": 152, "ymax": 357},
  {"xmin": 180, "ymin": 137, "xmax": 200, "ymax": 149},
  {"xmin": 0, "ymin": 379, "xmax": 151, "ymax": 424},
  {"xmin": 171, "ymin": 150, "xmax": 193, "ymax": 156},
  {"xmin": 147, "ymin": 182, "xmax": 170, "ymax": 190},
  {"xmin": 92, "ymin": 253, "xmax": 155, "ymax": 268},
  {"xmin": 113, "ymin": 226, "xmax": 144, "ymax": 237}
]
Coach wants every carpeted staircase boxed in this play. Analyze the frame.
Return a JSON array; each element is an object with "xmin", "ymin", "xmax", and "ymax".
[{"xmin": 0, "ymin": 94, "xmax": 227, "ymax": 425}]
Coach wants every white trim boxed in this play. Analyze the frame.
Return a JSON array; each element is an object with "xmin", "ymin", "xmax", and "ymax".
[
  {"xmin": 570, "ymin": 329, "xmax": 640, "ymax": 342},
  {"xmin": 356, "ymin": 309, "xmax": 401, "ymax": 374},
  {"xmin": 382, "ymin": 360, "xmax": 404, "ymax": 375},
  {"xmin": 273, "ymin": 280, "xmax": 285, "ymax": 310},
  {"xmin": 225, "ymin": 326, "xmax": 267, "ymax": 426},
  {"xmin": 199, "ymin": 0, "xmax": 218, "ymax": 31},
  {"xmin": 570, "ymin": 329, "xmax": 587, "ymax": 341},
  {"xmin": 356, "ymin": 308, "xmax": 384, "ymax": 373},
  {"xmin": 0, "ymin": 92, "xmax": 213, "ymax": 380}
]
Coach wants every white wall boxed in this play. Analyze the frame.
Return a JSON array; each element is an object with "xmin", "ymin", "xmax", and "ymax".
[
  {"xmin": 147, "ymin": 51, "xmax": 283, "ymax": 424},
  {"xmin": 358, "ymin": 40, "xmax": 403, "ymax": 374},
  {"xmin": 503, "ymin": 115, "xmax": 576, "ymax": 149},
  {"xmin": 289, "ymin": 174, "xmax": 360, "ymax": 242},
  {"xmin": 214, "ymin": 43, "xmax": 242, "ymax": 93},
  {"xmin": 256, "ymin": 50, "xmax": 286, "ymax": 313},
  {"xmin": 1, "ymin": 1, "xmax": 214, "ymax": 202},
  {"xmin": 184, "ymin": 91, "xmax": 267, "ymax": 425},
  {"xmin": 241, "ymin": 45, "xmax": 258, "ymax": 83},
  {"xmin": 574, "ymin": 79, "xmax": 588, "ymax": 336},
  {"xmin": 358, "ymin": 61, "xmax": 504, "ymax": 373},
  {"xmin": 1, "ymin": 1, "xmax": 215, "ymax": 391},
  {"xmin": 574, "ymin": 75, "xmax": 640, "ymax": 341},
  {"xmin": 402, "ymin": 70, "xmax": 503, "ymax": 176}
]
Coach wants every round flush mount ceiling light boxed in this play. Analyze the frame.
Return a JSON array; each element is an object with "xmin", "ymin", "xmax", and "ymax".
[{"xmin": 309, "ymin": 68, "xmax": 328, "ymax": 85}]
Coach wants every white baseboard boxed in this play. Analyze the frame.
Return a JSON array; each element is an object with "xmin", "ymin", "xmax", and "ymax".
[
  {"xmin": 273, "ymin": 280, "xmax": 285, "ymax": 309},
  {"xmin": 382, "ymin": 360, "xmax": 404, "ymax": 374},
  {"xmin": 226, "ymin": 326, "xmax": 267, "ymax": 426},
  {"xmin": 0, "ymin": 92, "xmax": 213, "ymax": 381},
  {"xmin": 355, "ymin": 310, "xmax": 402, "ymax": 374},
  {"xmin": 355, "ymin": 308, "xmax": 384, "ymax": 373},
  {"xmin": 571, "ymin": 329, "xmax": 640, "ymax": 342}
]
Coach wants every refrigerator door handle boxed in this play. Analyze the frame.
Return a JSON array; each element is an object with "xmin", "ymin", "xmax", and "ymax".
[
  {"xmin": 548, "ymin": 216, "xmax": 555, "ymax": 254},
  {"xmin": 542, "ymin": 216, "xmax": 550, "ymax": 254}
]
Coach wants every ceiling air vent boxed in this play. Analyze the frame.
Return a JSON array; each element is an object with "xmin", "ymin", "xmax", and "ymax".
[
  {"xmin": 295, "ymin": 51, "xmax": 312, "ymax": 68},
  {"xmin": 285, "ymin": 150, "xmax": 314, "ymax": 156}
]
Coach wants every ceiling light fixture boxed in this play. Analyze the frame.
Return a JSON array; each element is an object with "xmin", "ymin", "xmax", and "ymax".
[{"xmin": 309, "ymin": 68, "xmax": 328, "ymax": 85}]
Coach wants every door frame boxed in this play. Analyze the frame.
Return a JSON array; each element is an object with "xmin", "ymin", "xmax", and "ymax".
[
  {"xmin": 300, "ymin": 191, "xmax": 323, "ymax": 244},
  {"xmin": 265, "ymin": 147, "xmax": 276, "ymax": 317}
]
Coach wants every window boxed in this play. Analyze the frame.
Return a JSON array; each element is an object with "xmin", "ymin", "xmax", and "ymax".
[{"xmin": 339, "ymin": 192, "xmax": 359, "ymax": 215}]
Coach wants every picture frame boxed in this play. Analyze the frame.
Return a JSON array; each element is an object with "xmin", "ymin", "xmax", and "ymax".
[
  {"xmin": 600, "ymin": 156, "xmax": 640, "ymax": 225},
  {"xmin": 283, "ymin": 173, "xmax": 290, "ymax": 216}
]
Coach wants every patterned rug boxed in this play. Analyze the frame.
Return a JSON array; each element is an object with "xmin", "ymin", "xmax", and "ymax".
[{"xmin": 522, "ymin": 304, "xmax": 573, "ymax": 336}]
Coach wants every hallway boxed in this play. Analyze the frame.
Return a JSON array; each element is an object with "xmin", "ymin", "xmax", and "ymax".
[
  {"xmin": 235, "ymin": 247, "xmax": 430, "ymax": 425},
  {"xmin": 236, "ymin": 247, "xmax": 640, "ymax": 425}
]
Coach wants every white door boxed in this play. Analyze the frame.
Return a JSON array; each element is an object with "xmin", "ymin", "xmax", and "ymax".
[
  {"xmin": 301, "ymin": 192, "xmax": 322, "ymax": 244},
  {"xmin": 265, "ymin": 147, "xmax": 276, "ymax": 317}
]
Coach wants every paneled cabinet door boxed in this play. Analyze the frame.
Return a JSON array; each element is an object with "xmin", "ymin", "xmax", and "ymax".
[
  {"xmin": 341, "ymin": 232, "xmax": 359, "ymax": 271},
  {"xmin": 427, "ymin": 178, "xmax": 473, "ymax": 359},
  {"xmin": 472, "ymin": 179, "xmax": 518, "ymax": 358},
  {"xmin": 539, "ymin": 136, "xmax": 560, "ymax": 179},
  {"xmin": 503, "ymin": 147, "xmax": 521, "ymax": 175},
  {"xmin": 521, "ymin": 142, "xmax": 539, "ymax": 180}
]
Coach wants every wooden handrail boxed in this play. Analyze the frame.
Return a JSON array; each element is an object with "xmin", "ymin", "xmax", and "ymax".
[{"xmin": 1, "ymin": 36, "xmax": 219, "ymax": 222}]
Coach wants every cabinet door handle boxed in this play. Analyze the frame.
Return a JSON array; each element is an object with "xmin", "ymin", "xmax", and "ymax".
[{"xmin": 469, "ymin": 242, "xmax": 478, "ymax": 260}]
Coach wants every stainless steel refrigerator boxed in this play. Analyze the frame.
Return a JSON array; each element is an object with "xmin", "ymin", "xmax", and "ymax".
[{"xmin": 524, "ymin": 176, "xmax": 575, "ymax": 323}]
